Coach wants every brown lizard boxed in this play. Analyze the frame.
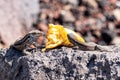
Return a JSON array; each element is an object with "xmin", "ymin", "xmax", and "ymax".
[
  {"xmin": 11, "ymin": 29, "xmax": 111, "ymax": 54},
  {"xmin": 10, "ymin": 30, "xmax": 46, "ymax": 55}
]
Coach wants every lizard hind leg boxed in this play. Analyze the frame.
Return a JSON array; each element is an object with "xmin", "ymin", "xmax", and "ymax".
[
  {"xmin": 67, "ymin": 33, "xmax": 95, "ymax": 51},
  {"xmin": 67, "ymin": 33, "xmax": 113, "ymax": 52}
]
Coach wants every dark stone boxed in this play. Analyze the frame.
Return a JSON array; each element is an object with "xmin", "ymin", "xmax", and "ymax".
[{"xmin": 0, "ymin": 45, "xmax": 120, "ymax": 80}]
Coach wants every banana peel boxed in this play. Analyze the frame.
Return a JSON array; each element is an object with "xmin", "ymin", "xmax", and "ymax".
[{"xmin": 42, "ymin": 24, "xmax": 85, "ymax": 51}]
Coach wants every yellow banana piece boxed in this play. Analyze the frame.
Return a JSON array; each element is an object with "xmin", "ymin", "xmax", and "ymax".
[{"xmin": 42, "ymin": 24, "xmax": 85, "ymax": 51}]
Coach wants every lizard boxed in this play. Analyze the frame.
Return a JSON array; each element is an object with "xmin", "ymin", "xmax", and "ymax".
[
  {"xmin": 11, "ymin": 24, "xmax": 111, "ymax": 54},
  {"xmin": 10, "ymin": 30, "xmax": 46, "ymax": 55}
]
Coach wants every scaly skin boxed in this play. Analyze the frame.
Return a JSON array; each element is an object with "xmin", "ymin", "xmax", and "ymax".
[
  {"xmin": 67, "ymin": 33, "xmax": 112, "ymax": 52},
  {"xmin": 11, "ymin": 29, "xmax": 111, "ymax": 54},
  {"xmin": 11, "ymin": 30, "xmax": 45, "ymax": 55}
]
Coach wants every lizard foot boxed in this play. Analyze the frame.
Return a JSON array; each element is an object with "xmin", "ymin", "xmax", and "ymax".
[{"xmin": 23, "ymin": 48, "xmax": 34, "ymax": 55}]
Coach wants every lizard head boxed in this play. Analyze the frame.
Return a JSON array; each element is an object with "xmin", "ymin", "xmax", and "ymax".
[
  {"xmin": 12, "ymin": 30, "xmax": 46, "ymax": 50},
  {"xmin": 28, "ymin": 30, "xmax": 46, "ymax": 48}
]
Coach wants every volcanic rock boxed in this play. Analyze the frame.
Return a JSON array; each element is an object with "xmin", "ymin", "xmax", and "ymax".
[{"xmin": 0, "ymin": 45, "xmax": 120, "ymax": 80}]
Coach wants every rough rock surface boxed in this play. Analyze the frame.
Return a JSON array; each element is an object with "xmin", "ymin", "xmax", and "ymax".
[
  {"xmin": 0, "ymin": 45, "xmax": 120, "ymax": 80},
  {"xmin": 0, "ymin": 0, "xmax": 39, "ymax": 48}
]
